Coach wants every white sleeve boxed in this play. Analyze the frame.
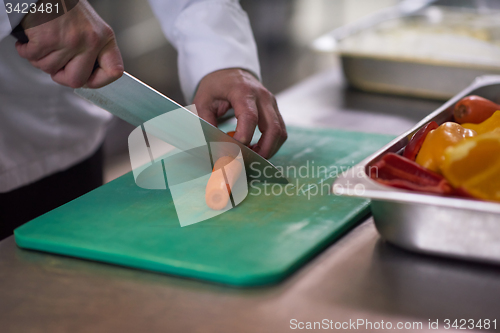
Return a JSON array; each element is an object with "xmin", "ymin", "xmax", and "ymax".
[
  {"xmin": 0, "ymin": 1, "xmax": 13, "ymax": 41},
  {"xmin": 147, "ymin": 0, "xmax": 261, "ymax": 103},
  {"xmin": 0, "ymin": 0, "xmax": 38, "ymax": 42}
]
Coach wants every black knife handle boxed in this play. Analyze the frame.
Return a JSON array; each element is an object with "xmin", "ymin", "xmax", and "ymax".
[{"xmin": 11, "ymin": 24, "xmax": 29, "ymax": 43}]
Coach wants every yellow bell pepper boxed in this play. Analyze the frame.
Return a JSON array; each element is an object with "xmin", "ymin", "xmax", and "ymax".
[
  {"xmin": 462, "ymin": 110, "xmax": 500, "ymax": 135},
  {"xmin": 415, "ymin": 122, "xmax": 476, "ymax": 173},
  {"xmin": 441, "ymin": 132, "xmax": 500, "ymax": 202}
]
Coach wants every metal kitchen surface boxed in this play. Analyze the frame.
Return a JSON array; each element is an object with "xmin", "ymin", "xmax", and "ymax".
[{"xmin": 2, "ymin": 67, "xmax": 499, "ymax": 332}]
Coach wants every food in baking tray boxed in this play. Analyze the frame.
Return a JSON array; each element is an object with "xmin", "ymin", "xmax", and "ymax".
[
  {"xmin": 372, "ymin": 95, "xmax": 500, "ymax": 202},
  {"xmin": 338, "ymin": 7, "xmax": 500, "ymax": 68}
]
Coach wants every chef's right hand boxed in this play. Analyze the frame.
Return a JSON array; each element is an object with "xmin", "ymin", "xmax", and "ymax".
[{"xmin": 15, "ymin": 0, "xmax": 124, "ymax": 88}]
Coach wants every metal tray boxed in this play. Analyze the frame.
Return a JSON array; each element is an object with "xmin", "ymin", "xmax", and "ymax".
[
  {"xmin": 333, "ymin": 75, "xmax": 500, "ymax": 264},
  {"xmin": 312, "ymin": 1, "xmax": 500, "ymax": 100},
  {"xmin": 341, "ymin": 56, "xmax": 500, "ymax": 101}
]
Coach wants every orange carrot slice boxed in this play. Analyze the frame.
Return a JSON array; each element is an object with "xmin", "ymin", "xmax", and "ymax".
[{"xmin": 205, "ymin": 156, "xmax": 243, "ymax": 210}]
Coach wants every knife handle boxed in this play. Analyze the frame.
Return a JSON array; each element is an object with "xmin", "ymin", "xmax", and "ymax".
[
  {"xmin": 11, "ymin": 25, "xmax": 100, "ymax": 72},
  {"xmin": 11, "ymin": 25, "xmax": 29, "ymax": 43}
]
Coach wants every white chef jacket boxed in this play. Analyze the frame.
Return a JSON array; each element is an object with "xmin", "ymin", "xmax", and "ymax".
[{"xmin": 0, "ymin": 0, "xmax": 260, "ymax": 192}]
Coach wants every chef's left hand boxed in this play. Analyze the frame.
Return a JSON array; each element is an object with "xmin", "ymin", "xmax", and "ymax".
[{"xmin": 193, "ymin": 68, "xmax": 287, "ymax": 159}]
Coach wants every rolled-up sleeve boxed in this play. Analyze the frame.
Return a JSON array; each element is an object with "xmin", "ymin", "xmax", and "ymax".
[{"xmin": 148, "ymin": 0, "xmax": 261, "ymax": 103}]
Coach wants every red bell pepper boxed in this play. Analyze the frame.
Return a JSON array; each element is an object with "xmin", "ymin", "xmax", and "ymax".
[
  {"xmin": 403, "ymin": 121, "xmax": 439, "ymax": 161},
  {"xmin": 370, "ymin": 153, "xmax": 454, "ymax": 195}
]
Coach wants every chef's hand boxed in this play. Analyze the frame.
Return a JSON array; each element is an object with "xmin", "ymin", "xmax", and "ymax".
[
  {"xmin": 15, "ymin": 0, "xmax": 123, "ymax": 88},
  {"xmin": 193, "ymin": 68, "xmax": 287, "ymax": 159}
]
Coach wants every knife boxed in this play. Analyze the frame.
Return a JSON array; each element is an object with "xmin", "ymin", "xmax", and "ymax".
[{"xmin": 75, "ymin": 72, "xmax": 288, "ymax": 184}]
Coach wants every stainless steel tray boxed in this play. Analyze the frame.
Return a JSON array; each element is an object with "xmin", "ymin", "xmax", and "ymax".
[
  {"xmin": 333, "ymin": 75, "xmax": 500, "ymax": 264},
  {"xmin": 312, "ymin": 1, "xmax": 500, "ymax": 100},
  {"xmin": 341, "ymin": 56, "xmax": 500, "ymax": 100}
]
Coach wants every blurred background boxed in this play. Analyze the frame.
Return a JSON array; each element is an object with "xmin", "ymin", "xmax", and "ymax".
[{"xmin": 88, "ymin": 0, "xmax": 500, "ymax": 182}]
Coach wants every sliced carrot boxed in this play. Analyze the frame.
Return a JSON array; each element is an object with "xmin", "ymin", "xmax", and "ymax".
[
  {"xmin": 227, "ymin": 131, "xmax": 236, "ymax": 138},
  {"xmin": 205, "ymin": 156, "xmax": 243, "ymax": 210}
]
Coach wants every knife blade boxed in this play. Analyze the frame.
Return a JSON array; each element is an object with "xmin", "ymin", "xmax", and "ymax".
[{"xmin": 75, "ymin": 72, "xmax": 288, "ymax": 184}]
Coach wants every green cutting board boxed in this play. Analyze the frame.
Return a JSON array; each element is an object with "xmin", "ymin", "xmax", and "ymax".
[{"xmin": 15, "ymin": 127, "xmax": 393, "ymax": 286}]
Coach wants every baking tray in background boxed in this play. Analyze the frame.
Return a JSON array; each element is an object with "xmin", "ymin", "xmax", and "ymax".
[
  {"xmin": 333, "ymin": 75, "xmax": 500, "ymax": 264},
  {"xmin": 313, "ymin": 0, "xmax": 500, "ymax": 100}
]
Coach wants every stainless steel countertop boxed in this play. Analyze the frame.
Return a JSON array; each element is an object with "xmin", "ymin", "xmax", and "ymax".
[{"xmin": 2, "ymin": 68, "xmax": 500, "ymax": 333}]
